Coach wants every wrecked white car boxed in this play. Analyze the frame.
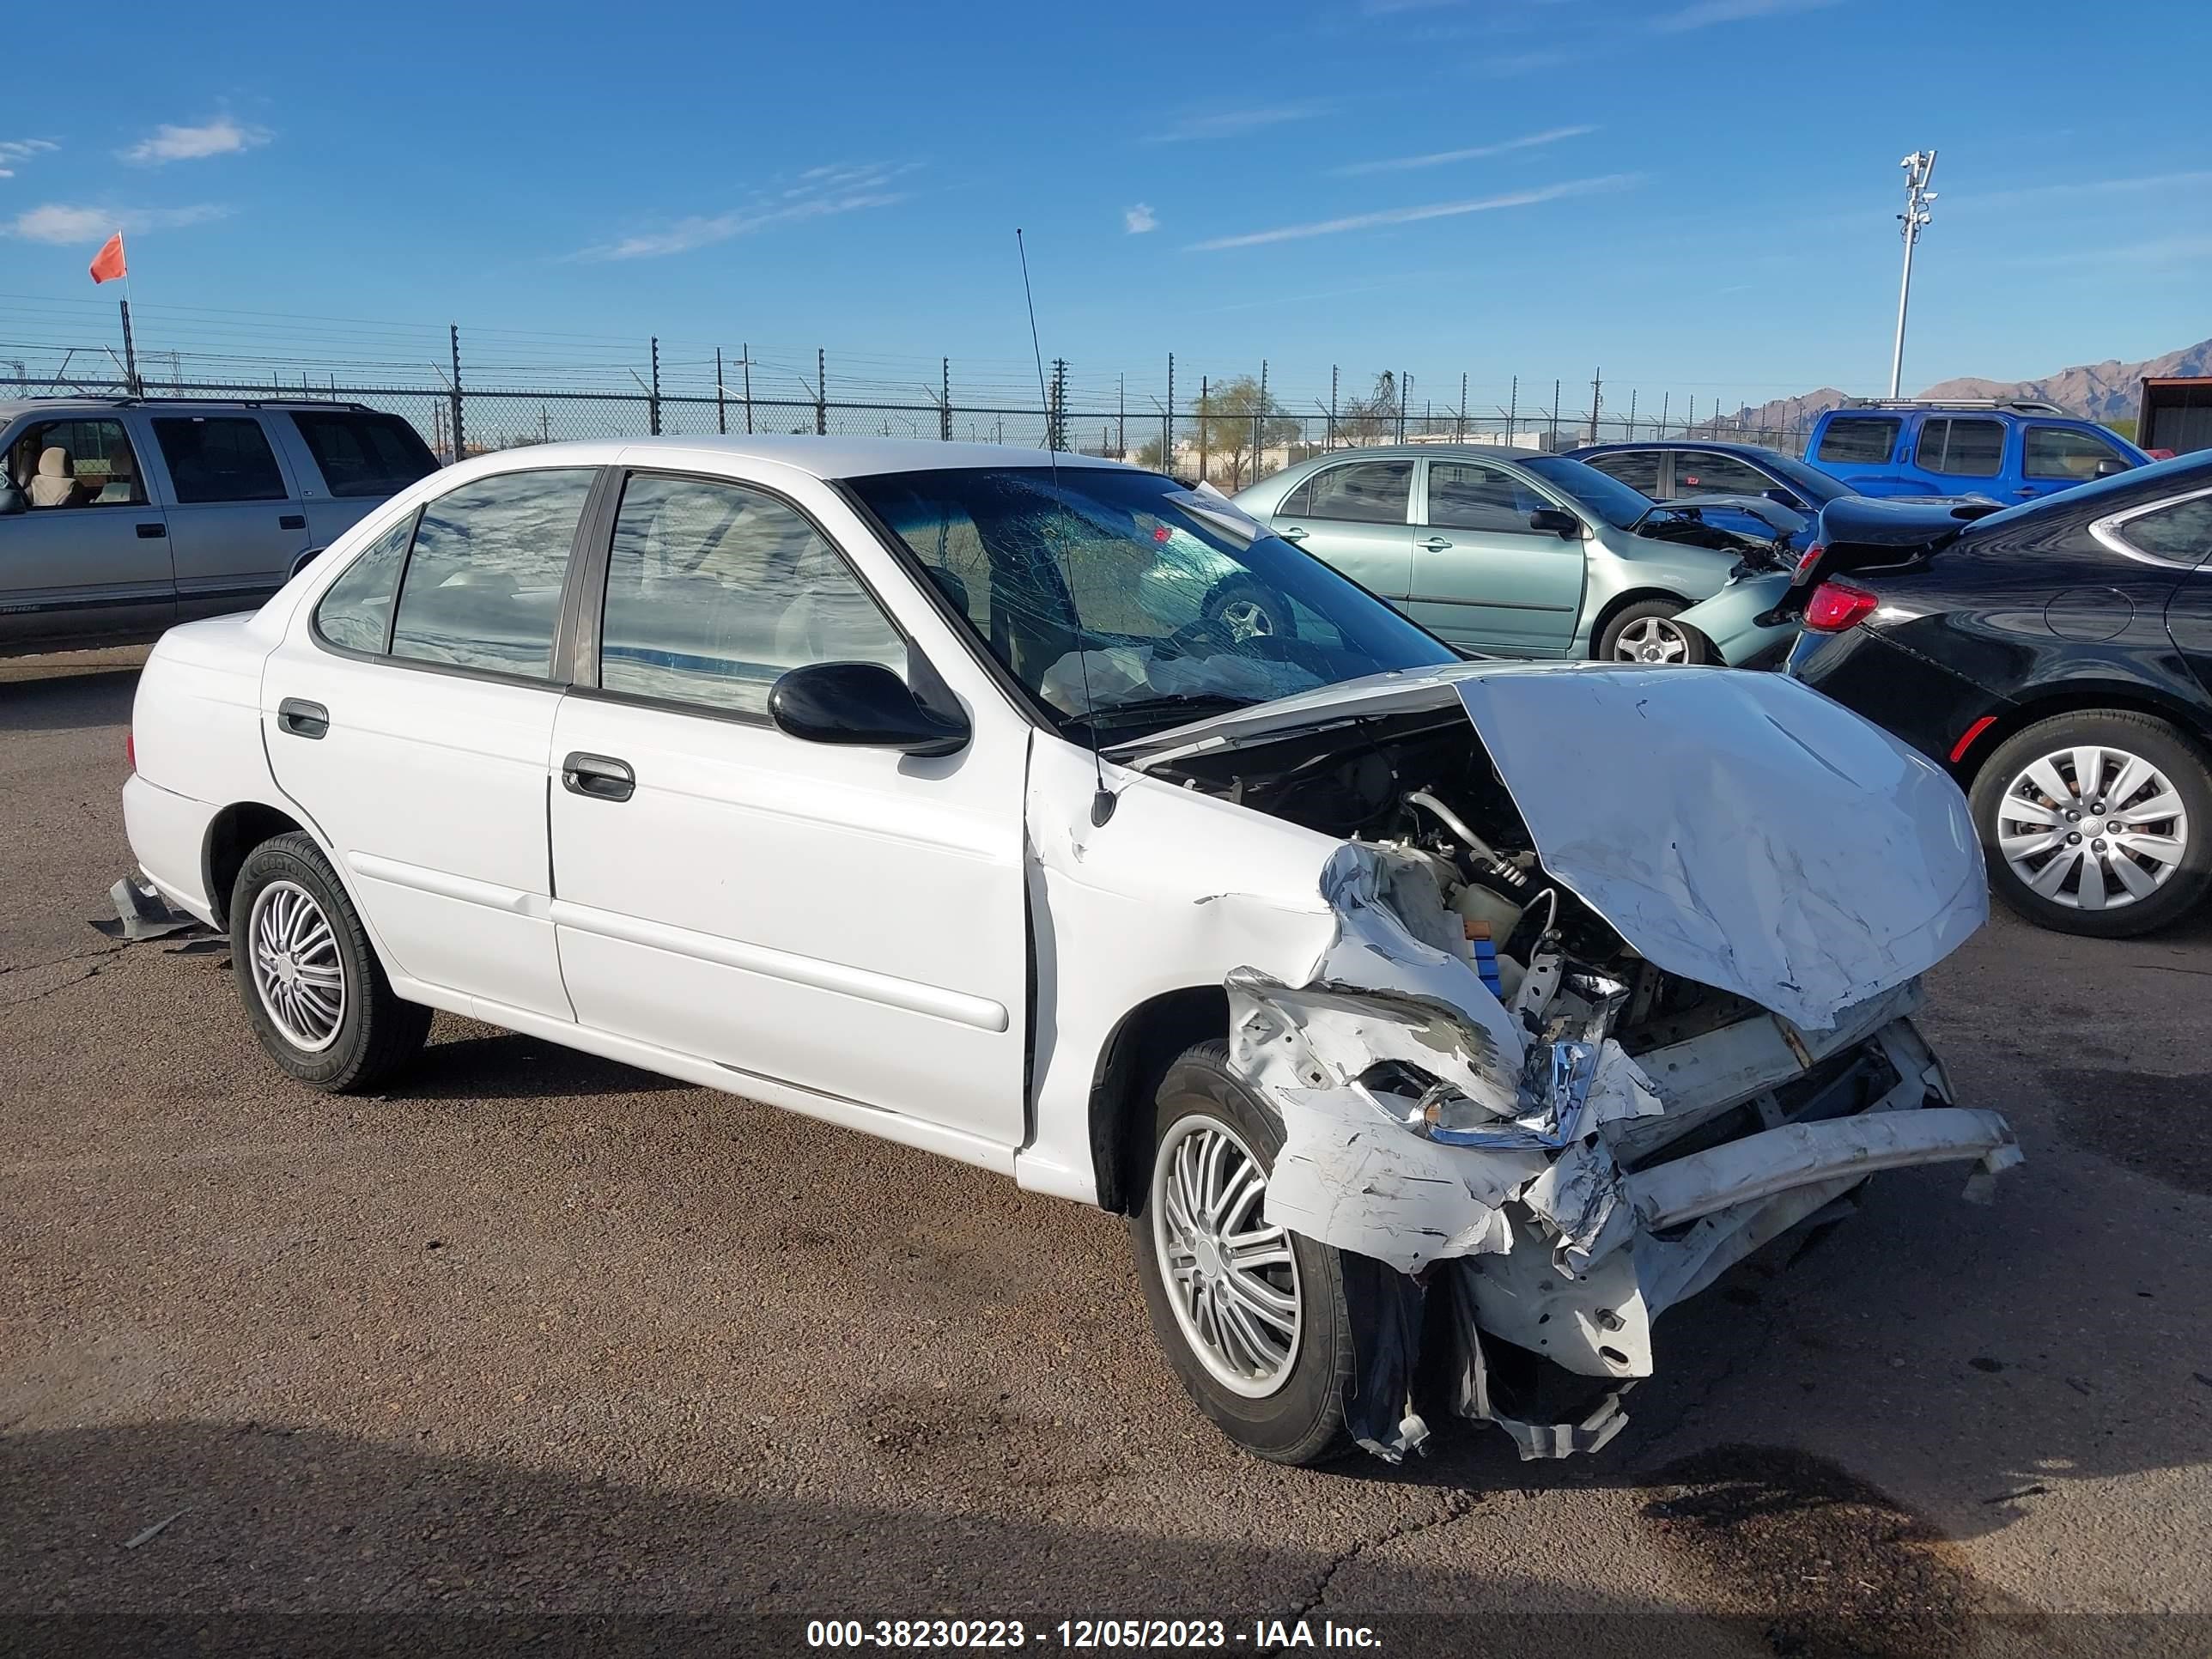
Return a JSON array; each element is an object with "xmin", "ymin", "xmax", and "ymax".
[{"xmin": 118, "ymin": 438, "xmax": 2014, "ymax": 1468}]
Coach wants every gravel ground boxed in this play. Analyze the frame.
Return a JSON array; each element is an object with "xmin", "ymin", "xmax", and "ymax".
[{"xmin": 3, "ymin": 648, "xmax": 2209, "ymax": 1658}]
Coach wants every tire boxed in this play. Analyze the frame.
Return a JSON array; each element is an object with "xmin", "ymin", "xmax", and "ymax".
[
  {"xmin": 1201, "ymin": 576, "xmax": 1297, "ymax": 646},
  {"xmin": 1969, "ymin": 710, "xmax": 2212, "ymax": 939},
  {"xmin": 1595, "ymin": 599, "xmax": 1707, "ymax": 665},
  {"xmin": 1129, "ymin": 1040, "xmax": 1354, "ymax": 1465},
  {"xmin": 228, "ymin": 831, "xmax": 432, "ymax": 1091}
]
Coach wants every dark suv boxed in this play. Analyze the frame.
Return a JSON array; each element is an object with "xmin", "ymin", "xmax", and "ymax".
[{"xmin": 1, "ymin": 398, "xmax": 437, "ymax": 658}]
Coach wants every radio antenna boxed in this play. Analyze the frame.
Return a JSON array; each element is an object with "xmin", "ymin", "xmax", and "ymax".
[{"xmin": 1018, "ymin": 228, "xmax": 1114, "ymax": 827}]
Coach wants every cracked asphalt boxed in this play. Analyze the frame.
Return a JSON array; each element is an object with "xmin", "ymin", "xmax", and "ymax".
[{"xmin": 5, "ymin": 647, "xmax": 2210, "ymax": 1657}]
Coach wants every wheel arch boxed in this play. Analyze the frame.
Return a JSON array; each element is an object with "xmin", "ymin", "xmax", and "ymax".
[
  {"xmin": 1586, "ymin": 586, "xmax": 1697, "ymax": 658},
  {"xmin": 1952, "ymin": 684, "xmax": 2212, "ymax": 787},
  {"xmin": 202, "ymin": 800, "xmax": 317, "ymax": 930},
  {"xmin": 1087, "ymin": 986, "xmax": 1231, "ymax": 1216}
]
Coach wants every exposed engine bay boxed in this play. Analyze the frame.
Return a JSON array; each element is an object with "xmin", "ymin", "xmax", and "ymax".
[{"xmin": 1137, "ymin": 692, "xmax": 2018, "ymax": 1462}]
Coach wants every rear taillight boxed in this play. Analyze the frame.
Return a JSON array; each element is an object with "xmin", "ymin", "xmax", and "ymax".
[
  {"xmin": 125, "ymin": 730, "xmax": 136, "ymax": 772},
  {"xmin": 1791, "ymin": 541, "xmax": 1824, "ymax": 581},
  {"xmin": 1802, "ymin": 579, "xmax": 1880, "ymax": 634}
]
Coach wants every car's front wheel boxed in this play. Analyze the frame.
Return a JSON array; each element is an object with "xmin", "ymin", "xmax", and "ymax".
[
  {"xmin": 1596, "ymin": 599, "xmax": 1706, "ymax": 665},
  {"xmin": 1129, "ymin": 1041, "xmax": 1354, "ymax": 1465},
  {"xmin": 230, "ymin": 831, "xmax": 432, "ymax": 1091},
  {"xmin": 1970, "ymin": 710, "xmax": 2212, "ymax": 938},
  {"xmin": 1202, "ymin": 576, "xmax": 1297, "ymax": 645}
]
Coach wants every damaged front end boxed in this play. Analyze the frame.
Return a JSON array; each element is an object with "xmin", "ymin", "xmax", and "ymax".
[{"xmin": 1122, "ymin": 665, "xmax": 2014, "ymax": 1461}]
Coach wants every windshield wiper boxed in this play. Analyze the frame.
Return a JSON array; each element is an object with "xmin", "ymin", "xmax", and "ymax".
[{"xmin": 1072, "ymin": 693, "xmax": 1260, "ymax": 729}]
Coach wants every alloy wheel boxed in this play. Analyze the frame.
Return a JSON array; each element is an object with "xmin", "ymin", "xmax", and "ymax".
[
  {"xmin": 1214, "ymin": 599, "xmax": 1277, "ymax": 642},
  {"xmin": 1996, "ymin": 743, "xmax": 2190, "ymax": 913},
  {"xmin": 248, "ymin": 878, "xmax": 348, "ymax": 1051},
  {"xmin": 1613, "ymin": 616, "xmax": 1692, "ymax": 663},
  {"xmin": 1150, "ymin": 1115, "xmax": 1303, "ymax": 1399}
]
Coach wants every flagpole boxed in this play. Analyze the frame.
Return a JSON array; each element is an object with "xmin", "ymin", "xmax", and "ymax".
[{"xmin": 115, "ymin": 232, "xmax": 141, "ymax": 395}]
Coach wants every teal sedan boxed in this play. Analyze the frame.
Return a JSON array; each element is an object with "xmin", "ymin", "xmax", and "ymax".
[{"xmin": 1229, "ymin": 446, "xmax": 1800, "ymax": 666}]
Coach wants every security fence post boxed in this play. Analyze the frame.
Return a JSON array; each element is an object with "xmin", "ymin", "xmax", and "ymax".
[{"xmin": 448, "ymin": 324, "xmax": 465, "ymax": 463}]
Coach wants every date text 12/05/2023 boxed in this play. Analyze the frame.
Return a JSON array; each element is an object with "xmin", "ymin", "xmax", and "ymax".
[{"xmin": 803, "ymin": 1618, "xmax": 1384, "ymax": 1649}]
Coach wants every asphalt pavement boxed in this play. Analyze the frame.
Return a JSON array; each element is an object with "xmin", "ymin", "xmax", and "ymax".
[{"xmin": 3, "ymin": 648, "xmax": 2208, "ymax": 1658}]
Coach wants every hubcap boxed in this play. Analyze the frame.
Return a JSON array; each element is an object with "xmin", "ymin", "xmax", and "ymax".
[
  {"xmin": 1151, "ymin": 1115, "xmax": 1302, "ymax": 1399},
  {"xmin": 248, "ymin": 879, "xmax": 347, "ymax": 1051},
  {"xmin": 1613, "ymin": 616, "xmax": 1690, "ymax": 664},
  {"xmin": 1997, "ymin": 743, "xmax": 2189, "ymax": 912},
  {"xmin": 1215, "ymin": 599, "xmax": 1276, "ymax": 642}
]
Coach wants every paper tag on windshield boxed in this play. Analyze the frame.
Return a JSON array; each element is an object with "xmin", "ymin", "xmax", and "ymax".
[{"xmin": 1164, "ymin": 483, "xmax": 1265, "ymax": 545}]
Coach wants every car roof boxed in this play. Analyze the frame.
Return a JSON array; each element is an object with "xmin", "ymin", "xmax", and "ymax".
[
  {"xmin": 433, "ymin": 434, "xmax": 1133, "ymax": 485},
  {"xmin": 1288, "ymin": 443, "xmax": 1548, "ymax": 465},
  {"xmin": 1565, "ymin": 440, "xmax": 1778, "ymax": 458},
  {"xmin": 0, "ymin": 396, "xmax": 382, "ymax": 417}
]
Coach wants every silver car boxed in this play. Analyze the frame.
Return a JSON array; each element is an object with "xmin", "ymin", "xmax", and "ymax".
[{"xmin": 1228, "ymin": 445, "xmax": 1798, "ymax": 665}]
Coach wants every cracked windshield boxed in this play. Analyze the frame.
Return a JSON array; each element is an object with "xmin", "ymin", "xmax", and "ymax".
[{"xmin": 849, "ymin": 465, "xmax": 1455, "ymax": 735}]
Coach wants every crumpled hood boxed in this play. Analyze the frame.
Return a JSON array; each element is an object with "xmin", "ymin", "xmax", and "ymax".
[{"xmin": 1114, "ymin": 661, "xmax": 1986, "ymax": 1030}]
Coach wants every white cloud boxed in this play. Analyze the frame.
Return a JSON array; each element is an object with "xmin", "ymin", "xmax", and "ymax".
[
  {"xmin": 1187, "ymin": 173, "xmax": 1636, "ymax": 251},
  {"xmin": 1124, "ymin": 203, "xmax": 1158, "ymax": 234},
  {"xmin": 0, "ymin": 137, "xmax": 58, "ymax": 179},
  {"xmin": 1145, "ymin": 102, "xmax": 1332, "ymax": 143},
  {"xmin": 3, "ymin": 203, "xmax": 231, "ymax": 244},
  {"xmin": 1650, "ymin": 0, "xmax": 1837, "ymax": 31},
  {"xmin": 1949, "ymin": 169, "xmax": 2212, "ymax": 212},
  {"xmin": 1328, "ymin": 125, "xmax": 1595, "ymax": 177},
  {"xmin": 570, "ymin": 163, "xmax": 918, "ymax": 260},
  {"xmin": 121, "ymin": 118, "xmax": 271, "ymax": 164}
]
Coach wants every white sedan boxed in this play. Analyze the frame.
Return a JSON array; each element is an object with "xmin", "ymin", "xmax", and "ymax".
[{"xmin": 121, "ymin": 436, "xmax": 2016, "ymax": 1465}]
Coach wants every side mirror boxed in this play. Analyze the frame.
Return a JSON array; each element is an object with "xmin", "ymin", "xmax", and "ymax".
[
  {"xmin": 289, "ymin": 546, "xmax": 325, "ymax": 581},
  {"xmin": 1764, "ymin": 487, "xmax": 1808, "ymax": 512},
  {"xmin": 0, "ymin": 483, "xmax": 24, "ymax": 517},
  {"xmin": 769, "ymin": 660, "xmax": 969, "ymax": 757},
  {"xmin": 1528, "ymin": 507, "xmax": 1581, "ymax": 538},
  {"xmin": 2094, "ymin": 459, "xmax": 2129, "ymax": 479}
]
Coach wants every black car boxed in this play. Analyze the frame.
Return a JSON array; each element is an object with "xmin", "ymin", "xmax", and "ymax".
[{"xmin": 1785, "ymin": 452, "xmax": 2212, "ymax": 937}]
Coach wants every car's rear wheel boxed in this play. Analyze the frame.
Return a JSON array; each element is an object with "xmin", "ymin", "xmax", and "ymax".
[
  {"xmin": 1129, "ymin": 1041, "xmax": 1353, "ymax": 1465},
  {"xmin": 230, "ymin": 831, "xmax": 432, "ymax": 1091},
  {"xmin": 1970, "ymin": 710, "xmax": 2212, "ymax": 938},
  {"xmin": 1597, "ymin": 599, "xmax": 1707, "ymax": 665}
]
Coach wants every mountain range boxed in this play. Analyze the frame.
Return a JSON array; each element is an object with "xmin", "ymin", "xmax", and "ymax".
[{"xmin": 1722, "ymin": 336, "xmax": 2212, "ymax": 434}]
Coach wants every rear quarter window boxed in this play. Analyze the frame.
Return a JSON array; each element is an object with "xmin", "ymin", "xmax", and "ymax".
[
  {"xmin": 291, "ymin": 411, "xmax": 440, "ymax": 499},
  {"xmin": 1815, "ymin": 418, "xmax": 1900, "ymax": 466}
]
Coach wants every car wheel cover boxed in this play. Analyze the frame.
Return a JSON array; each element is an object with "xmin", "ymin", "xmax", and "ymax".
[
  {"xmin": 1152, "ymin": 1114, "xmax": 1303, "ymax": 1399},
  {"xmin": 1613, "ymin": 615, "xmax": 1690, "ymax": 664},
  {"xmin": 1996, "ymin": 743, "xmax": 2190, "ymax": 912},
  {"xmin": 248, "ymin": 878, "xmax": 348, "ymax": 1052}
]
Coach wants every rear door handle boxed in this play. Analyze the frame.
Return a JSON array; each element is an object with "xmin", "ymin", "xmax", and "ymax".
[
  {"xmin": 276, "ymin": 698, "xmax": 329, "ymax": 739},
  {"xmin": 279, "ymin": 513, "xmax": 307, "ymax": 530},
  {"xmin": 562, "ymin": 751, "xmax": 635, "ymax": 802},
  {"xmin": 137, "ymin": 521, "xmax": 166, "ymax": 538},
  {"xmin": 1417, "ymin": 536, "xmax": 1454, "ymax": 551},
  {"xmin": 1279, "ymin": 526, "xmax": 1309, "ymax": 543}
]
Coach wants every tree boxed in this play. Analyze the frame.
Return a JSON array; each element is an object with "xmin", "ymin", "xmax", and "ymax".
[
  {"xmin": 1133, "ymin": 432, "xmax": 1168, "ymax": 470},
  {"xmin": 1195, "ymin": 374, "xmax": 1302, "ymax": 489},
  {"xmin": 1338, "ymin": 371, "xmax": 1399, "ymax": 447}
]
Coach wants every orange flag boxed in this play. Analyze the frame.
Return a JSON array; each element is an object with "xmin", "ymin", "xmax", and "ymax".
[{"xmin": 88, "ymin": 232, "xmax": 127, "ymax": 285}]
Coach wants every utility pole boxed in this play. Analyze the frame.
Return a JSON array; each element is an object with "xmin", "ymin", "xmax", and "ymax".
[
  {"xmin": 1458, "ymin": 372, "xmax": 1468, "ymax": 441},
  {"xmin": 1164, "ymin": 353, "xmax": 1174, "ymax": 468},
  {"xmin": 816, "ymin": 348, "xmax": 828, "ymax": 435},
  {"xmin": 1048, "ymin": 357, "xmax": 1067, "ymax": 452},
  {"xmin": 742, "ymin": 342, "xmax": 754, "ymax": 434},
  {"xmin": 1199, "ymin": 374, "xmax": 1210, "ymax": 482},
  {"xmin": 1889, "ymin": 149, "xmax": 1937, "ymax": 398},
  {"xmin": 1589, "ymin": 367, "xmax": 1601, "ymax": 442},
  {"xmin": 1627, "ymin": 389, "xmax": 1638, "ymax": 441},
  {"xmin": 1507, "ymin": 375, "xmax": 1517, "ymax": 442},
  {"xmin": 1117, "ymin": 372, "xmax": 1125, "ymax": 458},
  {"xmin": 1400, "ymin": 372, "xmax": 1412, "ymax": 442},
  {"xmin": 648, "ymin": 337, "xmax": 661, "ymax": 435},
  {"xmin": 715, "ymin": 346, "xmax": 726, "ymax": 434},
  {"xmin": 1256, "ymin": 359, "xmax": 1269, "ymax": 482},
  {"xmin": 448, "ymin": 324, "xmax": 465, "ymax": 462},
  {"xmin": 1660, "ymin": 391, "xmax": 1670, "ymax": 437},
  {"xmin": 1328, "ymin": 364, "xmax": 1339, "ymax": 451},
  {"xmin": 1550, "ymin": 379, "xmax": 1561, "ymax": 451},
  {"xmin": 943, "ymin": 357, "xmax": 953, "ymax": 441}
]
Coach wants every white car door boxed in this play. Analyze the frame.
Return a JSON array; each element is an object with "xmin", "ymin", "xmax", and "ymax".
[
  {"xmin": 260, "ymin": 466, "xmax": 600, "ymax": 1021},
  {"xmin": 545, "ymin": 462, "xmax": 1030, "ymax": 1150}
]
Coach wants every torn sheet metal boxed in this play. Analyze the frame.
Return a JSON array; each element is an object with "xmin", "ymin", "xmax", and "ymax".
[
  {"xmin": 1442, "ymin": 1258, "xmax": 1635, "ymax": 1459},
  {"xmin": 93, "ymin": 876, "xmax": 212, "ymax": 943}
]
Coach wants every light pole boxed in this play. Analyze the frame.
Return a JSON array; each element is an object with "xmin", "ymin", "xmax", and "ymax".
[{"xmin": 1888, "ymin": 149, "xmax": 1937, "ymax": 398}]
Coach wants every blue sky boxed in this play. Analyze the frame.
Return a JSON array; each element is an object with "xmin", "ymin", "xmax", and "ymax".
[{"xmin": 1, "ymin": 0, "xmax": 2207, "ymax": 415}]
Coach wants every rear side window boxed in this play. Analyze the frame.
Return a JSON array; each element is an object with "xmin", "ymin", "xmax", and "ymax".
[
  {"xmin": 313, "ymin": 513, "xmax": 416, "ymax": 653},
  {"xmin": 292, "ymin": 411, "xmax": 439, "ymax": 499},
  {"xmin": 152, "ymin": 416, "xmax": 288, "ymax": 504},
  {"xmin": 1815, "ymin": 417, "xmax": 1899, "ymax": 465},
  {"xmin": 1917, "ymin": 418, "xmax": 2003, "ymax": 478},
  {"xmin": 1672, "ymin": 450, "xmax": 1776, "ymax": 495},
  {"xmin": 2117, "ymin": 495, "xmax": 2212, "ymax": 564},
  {"xmin": 2024, "ymin": 425, "xmax": 2130, "ymax": 483},
  {"xmin": 1583, "ymin": 451, "xmax": 1662, "ymax": 495},
  {"xmin": 1293, "ymin": 460, "xmax": 1413, "ymax": 526},
  {"xmin": 599, "ymin": 473, "xmax": 905, "ymax": 717},
  {"xmin": 389, "ymin": 468, "xmax": 594, "ymax": 678}
]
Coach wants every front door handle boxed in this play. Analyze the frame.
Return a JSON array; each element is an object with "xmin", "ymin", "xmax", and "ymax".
[
  {"xmin": 136, "ymin": 521, "xmax": 166, "ymax": 539},
  {"xmin": 276, "ymin": 698, "xmax": 329, "ymax": 739},
  {"xmin": 1279, "ymin": 526, "xmax": 1309, "ymax": 543},
  {"xmin": 1417, "ymin": 536, "xmax": 1454, "ymax": 551},
  {"xmin": 562, "ymin": 751, "xmax": 635, "ymax": 802},
  {"xmin": 279, "ymin": 513, "xmax": 307, "ymax": 531}
]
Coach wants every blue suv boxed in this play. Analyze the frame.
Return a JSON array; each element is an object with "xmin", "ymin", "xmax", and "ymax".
[{"xmin": 1805, "ymin": 399, "xmax": 2148, "ymax": 502}]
